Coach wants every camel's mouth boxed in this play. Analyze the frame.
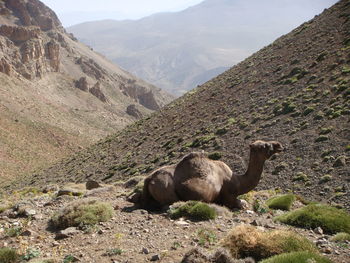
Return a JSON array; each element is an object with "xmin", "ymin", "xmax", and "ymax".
[
  {"xmin": 274, "ymin": 146, "xmax": 284, "ymax": 153},
  {"xmin": 271, "ymin": 143, "xmax": 284, "ymax": 155}
]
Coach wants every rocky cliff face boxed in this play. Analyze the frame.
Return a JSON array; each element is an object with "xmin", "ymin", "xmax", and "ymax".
[
  {"xmin": 0, "ymin": 0, "xmax": 173, "ymax": 183},
  {"xmin": 0, "ymin": 0, "xmax": 62, "ymax": 79},
  {"xmin": 0, "ymin": 0, "xmax": 172, "ymax": 109}
]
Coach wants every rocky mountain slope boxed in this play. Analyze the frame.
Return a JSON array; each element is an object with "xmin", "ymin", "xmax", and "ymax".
[
  {"xmin": 16, "ymin": 0, "xmax": 350, "ymax": 211},
  {"xmin": 0, "ymin": 0, "xmax": 173, "ymax": 184},
  {"xmin": 68, "ymin": 0, "xmax": 337, "ymax": 95}
]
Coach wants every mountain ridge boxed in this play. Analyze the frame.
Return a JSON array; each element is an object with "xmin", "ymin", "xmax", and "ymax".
[{"xmin": 68, "ymin": 0, "xmax": 338, "ymax": 95}]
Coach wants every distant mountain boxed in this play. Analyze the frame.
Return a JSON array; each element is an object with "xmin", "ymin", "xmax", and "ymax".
[
  {"xmin": 68, "ymin": 0, "xmax": 337, "ymax": 95},
  {"xmin": 28, "ymin": 0, "xmax": 350, "ymax": 209},
  {"xmin": 0, "ymin": 0, "xmax": 173, "ymax": 183}
]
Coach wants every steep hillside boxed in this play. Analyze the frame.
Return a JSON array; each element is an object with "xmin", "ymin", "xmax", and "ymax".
[
  {"xmin": 68, "ymin": 0, "xmax": 337, "ymax": 95},
  {"xmin": 21, "ymin": 0, "xmax": 349, "ymax": 209},
  {"xmin": 0, "ymin": 0, "xmax": 173, "ymax": 183}
]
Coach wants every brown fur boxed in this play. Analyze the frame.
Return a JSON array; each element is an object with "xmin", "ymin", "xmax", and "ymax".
[
  {"xmin": 140, "ymin": 165, "xmax": 178, "ymax": 209},
  {"xmin": 174, "ymin": 140, "xmax": 283, "ymax": 209}
]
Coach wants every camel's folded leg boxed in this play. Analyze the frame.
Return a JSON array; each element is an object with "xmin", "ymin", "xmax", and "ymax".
[{"xmin": 221, "ymin": 193, "xmax": 248, "ymax": 210}]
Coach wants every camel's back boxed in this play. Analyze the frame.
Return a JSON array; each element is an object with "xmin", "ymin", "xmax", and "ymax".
[{"xmin": 174, "ymin": 153, "xmax": 226, "ymax": 202}]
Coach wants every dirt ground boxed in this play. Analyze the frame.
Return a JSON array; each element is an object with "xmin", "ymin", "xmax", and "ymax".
[{"xmin": 0, "ymin": 185, "xmax": 349, "ymax": 263}]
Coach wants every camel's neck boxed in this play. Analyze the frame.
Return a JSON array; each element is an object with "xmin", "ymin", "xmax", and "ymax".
[{"xmin": 237, "ymin": 151, "xmax": 265, "ymax": 195}]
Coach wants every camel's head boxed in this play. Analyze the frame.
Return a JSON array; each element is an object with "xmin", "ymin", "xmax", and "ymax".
[{"xmin": 250, "ymin": 140, "xmax": 284, "ymax": 160}]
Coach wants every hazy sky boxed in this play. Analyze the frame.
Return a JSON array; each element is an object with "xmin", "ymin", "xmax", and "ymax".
[{"xmin": 41, "ymin": 0, "xmax": 204, "ymax": 27}]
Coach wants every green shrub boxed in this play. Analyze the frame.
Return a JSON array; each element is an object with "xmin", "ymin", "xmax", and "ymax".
[
  {"xmin": 316, "ymin": 52, "xmax": 328, "ymax": 62},
  {"xmin": 63, "ymin": 255, "xmax": 76, "ymax": 263},
  {"xmin": 330, "ymin": 232, "xmax": 350, "ymax": 242},
  {"xmin": 221, "ymin": 225, "xmax": 317, "ymax": 261},
  {"xmin": 319, "ymin": 175, "xmax": 332, "ymax": 184},
  {"xmin": 276, "ymin": 204, "xmax": 350, "ymax": 234},
  {"xmin": 260, "ymin": 251, "xmax": 332, "ymax": 263},
  {"xmin": 5, "ymin": 227, "xmax": 22, "ymax": 237},
  {"xmin": 208, "ymin": 152, "xmax": 222, "ymax": 160},
  {"xmin": 315, "ymin": 135, "xmax": 328, "ymax": 142},
  {"xmin": 50, "ymin": 199, "xmax": 113, "ymax": 229},
  {"xmin": 105, "ymin": 248, "xmax": 123, "ymax": 256},
  {"xmin": 292, "ymin": 172, "xmax": 308, "ymax": 182},
  {"xmin": 215, "ymin": 127, "xmax": 228, "ymax": 135},
  {"xmin": 197, "ymin": 228, "xmax": 217, "ymax": 246},
  {"xmin": 303, "ymin": 106, "xmax": 315, "ymax": 116},
  {"xmin": 266, "ymin": 194, "xmax": 295, "ymax": 211},
  {"xmin": 0, "ymin": 248, "xmax": 19, "ymax": 263},
  {"xmin": 319, "ymin": 127, "xmax": 332, "ymax": 135},
  {"xmin": 21, "ymin": 248, "xmax": 40, "ymax": 261},
  {"xmin": 168, "ymin": 201, "xmax": 216, "ymax": 221}
]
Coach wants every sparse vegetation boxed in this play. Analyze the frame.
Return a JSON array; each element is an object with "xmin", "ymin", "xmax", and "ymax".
[
  {"xmin": 168, "ymin": 201, "xmax": 217, "ymax": 221},
  {"xmin": 105, "ymin": 248, "xmax": 123, "ymax": 256},
  {"xmin": 266, "ymin": 194, "xmax": 295, "ymax": 211},
  {"xmin": 276, "ymin": 204, "xmax": 350, "ymax": 234},
  {"xmin": 5, "ymin": 227, "xmax": 23, "ymax": 237},
  {"xmin": 320, "ymin": 127, "xmax": 333, "ymax": 135},
  {"xmin": 221, "ymin": 225, "xmax": 317, "ymax": 261},
  {"xmin": 292, "ymin": 172, "xmax": 308, "ymax": 182},
  {"xmin": 0, "ymin": 248, "xmax": 19, "ymax": 263},
  {"xmin": 197, "ymin": 229, "xmax": 217, "ymax": 247},
  {"xmin": 260, "ymin": 251, "xmax": 332, "ymax": 263},
  {"xmin": 208, "ymin": 152, "xmax": 222, "ymax": 160},
  {"xmin": 303, "ymin": 106, "xmax": 315, "ymax": 116},
  {"xmin": 50, "ymin": 199, "xmax": 113, "ymax": 229},
  {"xmin": 319, "ymin": 174, "xmax": 332, "ymax": 184},
  {"xmin": 330, "ymin": 232, "xmax": 350, "ymax": 243},
  {"xmin": 315, "ymin": 135, "xmax": 328, "ymax": 142},
  {"xmin": 21, "ymin": 248, "xmax": 41, "ymax": 261}
]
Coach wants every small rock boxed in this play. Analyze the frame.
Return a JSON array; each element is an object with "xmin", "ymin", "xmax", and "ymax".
[
  {"xmin": 246, "ymin": 210, "xmax": 255, "ymax": 215},
  {"xmin": 98, "ymin": 229, "xmax": 104, "ymax": 235},
  {"xmin": 23, "ymin": 208, "xmax": 36, "ymax": 217},
  {"xmin": 314, "ymin": 227, "xmax": 323, "ymax": 235},
  {"xmin": 52, "ymin": 241, "xmax": 60, "ymax": 247},
  {"xmin": 316, "ymin": 238, "xmax": 328, "ymax": 247},
  {"xmin": 250, "ymin": 219, "xmax": 262, "ymax": 226},
  {"xmin": 55, "ymin": 227, "xmax": 80, "ymax": 240},
  {"xmin": 150, "ymin": 254, "xmax": 160, "ymax": 261},
  {"xmin": 142, "ymin": 248, "xmax": 150, "ymax": 254},
  {"xmin": 175, "ymin": 220, "xmax": 190, "ymax": 226},
  {"xmin": 240, "ymin": 199, "xmax": 249, "ymax": 209},
  {"xmin": 333, "ymin": 156, "xmax": 346, "ymax": 167},
  {"xmin": 42, "ymin": 184, "xmax": 59, "ymax": 193},
  {"xmin": 12, "ymin": 221, "xmax": 20, "ymax": 226},
  {"xmin": 133, "ymin": 209, "xmax": 148, "ymax": 215},
  {"xmin": 20, "ymin": 230, "xmax": 33, "ymax": 236},
  {"xmin": 265, "ymin": 224, "xmax": 276, "ymax": 229},
  {"xmin": 322, "ymin": 247, "xmax": 332, "ymax": 254},
  {"xmin": 86, "ymin": 180, "xmax": 101, "ymax": 190}
]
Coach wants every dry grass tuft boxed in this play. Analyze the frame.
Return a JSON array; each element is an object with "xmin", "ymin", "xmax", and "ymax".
[
  {"xmin": 50, "ymin": 199, "xmax": 113, "ymax": 229},
  {"xmin": 221, "ymin": 224, "xmax": 317, "ymax": 261}
]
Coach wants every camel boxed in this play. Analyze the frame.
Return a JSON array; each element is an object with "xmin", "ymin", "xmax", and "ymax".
[
  {"xmin": 140, "ymin": 165, "xmax": 179, "ymax": 209},
  {"xmin": 173, "ymin": 140, "xmax": 284, "ymax": 209}
]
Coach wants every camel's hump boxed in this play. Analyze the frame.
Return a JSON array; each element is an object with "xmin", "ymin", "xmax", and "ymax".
[{"xmin": 181, "ymin": 152, "xmax": 207, "ymax": 162}]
